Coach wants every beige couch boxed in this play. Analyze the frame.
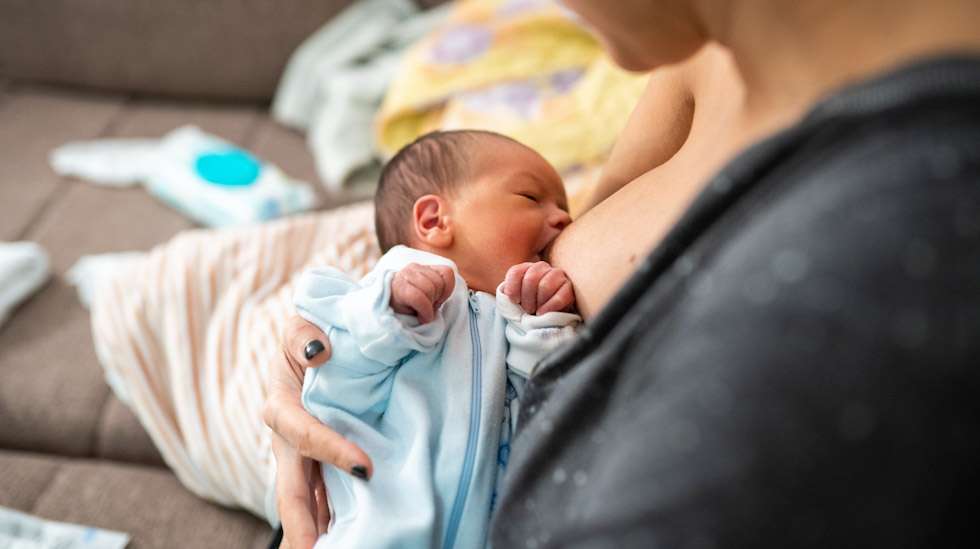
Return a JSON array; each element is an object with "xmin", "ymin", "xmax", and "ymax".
[{"xmin": 0, "ymin": 1, "xmax": 441, "ymax": 546}]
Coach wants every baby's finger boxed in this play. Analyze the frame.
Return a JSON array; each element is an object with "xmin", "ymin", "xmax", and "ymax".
[
  {"xmin": 536, "ymin": 268, "xmax": 567, "ymax": 312},
  {"xmin": 403, "ymin": 285, "xmax": 435, "ymax": 324},
  {"xmin": 537, "ymin": 280, "xmax": 575, "ymax": 314},
  {"xmin": 504, "ymin": 263, "xmax": 533, "ymax": 302},
  {"xmin": 521, "ymin": 262, "xmax": 551, "ymax": 314},
  {"xmin": 431, "ymin": 266, "xmax": 456, "ymax": 307},
  {"xmin": 416, "ymin": 266, "xmax": 448, "ymax": 305},
  {"xmin": 405, "ymin": 268, "xmax": 439, "ymax": 304}
]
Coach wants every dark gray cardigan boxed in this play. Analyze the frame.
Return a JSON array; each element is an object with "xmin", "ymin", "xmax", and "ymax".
[{"xmin": 492, "ymin": 56, "xmax": 980, "ymax": 549}]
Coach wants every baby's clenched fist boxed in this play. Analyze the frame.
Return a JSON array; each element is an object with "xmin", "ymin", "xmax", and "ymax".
[
  {"xmin": 503, "ymin": 261, "xmax": 575, "ymax": 315},
  {"xmin": 390, "ymin": 263, "xmax": 456, "ymax": 324}
]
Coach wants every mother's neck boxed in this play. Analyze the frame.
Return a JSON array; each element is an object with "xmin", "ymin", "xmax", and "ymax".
[{"xmin": 703, "ymin": 0, "xmax": 980, "ymax": 134}]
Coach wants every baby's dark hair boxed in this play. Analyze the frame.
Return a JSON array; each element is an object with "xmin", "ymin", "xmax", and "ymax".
[{"xmin": 374, "ymin": 129, "xmax": 522, "ymax": 252}]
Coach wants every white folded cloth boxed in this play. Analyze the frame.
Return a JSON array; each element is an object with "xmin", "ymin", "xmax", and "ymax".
[
  {"xmin": 0, "ymin": 505, "xmax": 129, "ymax": 549},
  {"xmin": 272, "ymin": 0, "xmax": 450, "ymax": 188},
  {"xmin": 0, "ymin": 242, "xmax": 51, "ymax": 328}
]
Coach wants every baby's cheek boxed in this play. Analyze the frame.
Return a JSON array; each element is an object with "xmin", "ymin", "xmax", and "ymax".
[
  {"xmin": 498, "ymin": 221, "xmax": 539, "ymax": 254},
  {"xmin": 485, "ymin": 240, "xmax": 528, "ymax": 287}
]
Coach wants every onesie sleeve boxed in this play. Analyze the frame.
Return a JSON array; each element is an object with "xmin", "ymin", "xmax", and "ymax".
[
  {"xmin": 294, "ymin": 265, "xmax": 448, "ymax": 366},
  {"xmin": 495, "ymin": 284, "xmax": 581, "ymax": 379},
  {"xmin": 295, "ymin": 265, "xmax": 449, "ymax": 422}
]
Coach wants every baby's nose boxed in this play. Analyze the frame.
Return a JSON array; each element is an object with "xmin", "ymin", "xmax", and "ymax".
[{"xmin": 550, "ymin": 209, "xmax": 572, "ymax": 231}]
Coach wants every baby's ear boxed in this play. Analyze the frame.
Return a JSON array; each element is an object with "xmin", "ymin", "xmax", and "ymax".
[{"xmin": 412, "ymin": 194, "xmax": 453, "ymax": 249}]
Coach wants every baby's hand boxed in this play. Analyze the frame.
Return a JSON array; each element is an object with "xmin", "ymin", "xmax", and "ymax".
[
  {"xmin": 503, "ymin": 261, "xmax": 575, "ymax": 315},
  {"xmin": 390, "ymin": 263, "xmax": 456, "ymax": 324}
]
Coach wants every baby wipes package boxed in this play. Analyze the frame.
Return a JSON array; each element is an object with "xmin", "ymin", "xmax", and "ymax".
[{"xmin": 51, "ymin": 125, "xmax": 316, "ymax": 227}]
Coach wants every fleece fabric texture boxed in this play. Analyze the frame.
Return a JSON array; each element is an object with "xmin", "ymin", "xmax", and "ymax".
[{"xmin": 296, "ymin": 245, "xmax": 579, "ymax": 549}]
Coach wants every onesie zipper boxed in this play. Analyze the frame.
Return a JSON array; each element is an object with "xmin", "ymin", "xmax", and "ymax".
[{"xmin": 443, "ymin": 291, "xmax": 483, "ymax": 549}]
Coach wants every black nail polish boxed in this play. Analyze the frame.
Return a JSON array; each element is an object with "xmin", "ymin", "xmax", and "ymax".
[
  {"xmin": 351, "ymin": 465, "xmax": 369, "ymax": 480},
  {"xmin": 304, "ymin": 340, "xmax": 325, "ymax": 360}
]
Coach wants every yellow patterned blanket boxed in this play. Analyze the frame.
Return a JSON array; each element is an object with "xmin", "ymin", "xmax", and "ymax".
[{"xmin": 376, "ymin": 0, "xmax": 648, "ymax": 215}]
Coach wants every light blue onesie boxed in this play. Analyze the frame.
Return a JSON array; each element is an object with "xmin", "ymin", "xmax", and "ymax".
[{"xmin": 295, "ymin": 246, "xmax": 580, "ymax": 549}]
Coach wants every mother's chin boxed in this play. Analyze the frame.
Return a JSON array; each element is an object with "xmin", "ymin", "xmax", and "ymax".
[{"xmin": 560, "ymin": 0, "xmax": 709, "ymax": 73}]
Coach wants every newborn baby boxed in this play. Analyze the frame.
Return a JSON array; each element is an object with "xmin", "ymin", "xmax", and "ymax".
[{"xmin": 294, "ymin": 130, "xmax": 580, "ymax": 549}]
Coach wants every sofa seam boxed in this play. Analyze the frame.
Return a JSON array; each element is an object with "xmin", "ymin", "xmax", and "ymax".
[
  {"xmin": 26, "ymin": 459, "xmax": 66, "ymax": 515},
  {"xmin": 98, "ymin": 95, "xmax": 134, "ymax": 138},
  {"xmin": 88, "ymin": 383, "xmax": 116, "ymax": 460},
  {"xmin": 241, "ymin": 108, "xmax": 265, "ymax": 148}
]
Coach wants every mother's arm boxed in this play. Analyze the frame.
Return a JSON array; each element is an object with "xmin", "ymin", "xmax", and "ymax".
[{"xmin": 581, "ymin": 64, "xmax": 694, "ymax": 212}]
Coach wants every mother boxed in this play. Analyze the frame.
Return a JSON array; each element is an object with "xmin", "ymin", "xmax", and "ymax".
[{"xmin": 266, "ymin": 0, "xmax": 980, "ymax": 547}]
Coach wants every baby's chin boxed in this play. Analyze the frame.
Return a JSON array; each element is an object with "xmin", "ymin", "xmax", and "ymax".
[
  {"xmin": 466, "ymin": 254, "xmax": 545, "ymax": 294},
  {"xmin": 466, "ymin": 278, "xmax": 498, "ymax": 294},
  {"xmin": 471, "ymin": 265, "xmax": 519, "ymax": 295}
]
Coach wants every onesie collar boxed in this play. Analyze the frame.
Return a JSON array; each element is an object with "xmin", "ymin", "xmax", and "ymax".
[{"xmin": 375, "ymin": 245, "xmax": 460, "ymax": 274}]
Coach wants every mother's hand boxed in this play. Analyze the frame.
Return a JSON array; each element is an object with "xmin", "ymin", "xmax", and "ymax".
[{"xmin": 263, "ymin": 315, "xmax": 373, "ymax": 549}]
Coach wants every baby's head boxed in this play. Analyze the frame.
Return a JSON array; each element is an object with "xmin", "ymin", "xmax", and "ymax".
[{"xmin": 375, "ymin": 130, "xmax": 571, "ymax": 293}]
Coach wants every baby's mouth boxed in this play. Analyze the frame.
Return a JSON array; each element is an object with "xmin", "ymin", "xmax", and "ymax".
[
  {"xmin": 531, "ymin": 245, "xmax": 547, "ymax": 263},
  {"xmin": 535, "ymin": 241, "xmax": 556, "ymax": 263}
]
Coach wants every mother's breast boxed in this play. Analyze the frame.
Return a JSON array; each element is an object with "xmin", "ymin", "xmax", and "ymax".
[{"xmin": 547, "ymin": 124, "xmax": 742, "ymax": 320}]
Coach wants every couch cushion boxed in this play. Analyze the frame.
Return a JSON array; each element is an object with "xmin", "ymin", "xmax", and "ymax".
[
  {"xmin": 0, "ymin": 450, "xmax": 273, "ymax": 549},
  {"xmin": 96, "ymin": 397, "xmax": 167, "ymax": 467},
  {"xmin": 0, "ymin": 278, "xmax": 116, "ymax": 458},
  {"xmin": 110, "ymin": 98, "xmax": 261, "ymax": 143},
  {"xmin": 0, "ymin": 450, "xmax": 60, "ymax": 511},
  {"xmin": 0, "ymin": 1, "xmax": 363, "ymax": 101},
  {"xmin": 0, "ymin": 272, "xmax": 167, "ymax": 467},
  {"xmin": 0, "ymin": 1, "xmax": 372, "ymax": 101},
  {"xmin": 0, "ymin": 86, "xmax": 125, "ymax": 241}
]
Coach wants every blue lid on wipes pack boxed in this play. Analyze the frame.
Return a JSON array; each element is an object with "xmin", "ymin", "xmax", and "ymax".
[{"xmin": 195, "ymin": 149, "xmax": 263, "ymax": 187}]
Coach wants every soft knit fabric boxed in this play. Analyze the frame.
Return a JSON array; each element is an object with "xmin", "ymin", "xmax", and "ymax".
[{"xmin": 296, "ymin": 245, "xmax": 579, "ymax": 549}]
